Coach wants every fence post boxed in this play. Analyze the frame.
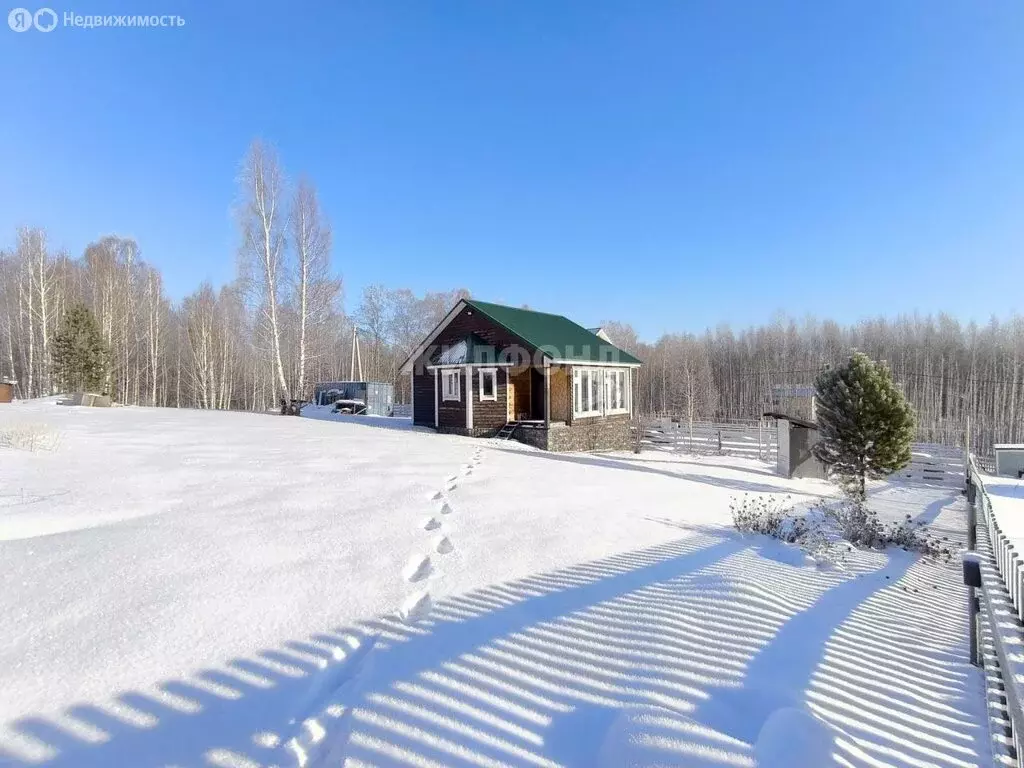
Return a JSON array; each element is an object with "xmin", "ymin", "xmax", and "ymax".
[
  {"xmin": 1013, "ymin": 551, "xmax": 1022, "ymax": 611},
  {"xmin": 758, "ymin": 420, "xmax": 763, "ymax": 460},
  {"xmin": 717, "ymin": 430, "xmax": 722, "ymax": 454},
  {"xmin": 967, "ymin": 468, "xmax": 977, "ymax": 552},
  {"xmin": 969, "ymin": 584, "xmax": 979, "ymax": 666}
]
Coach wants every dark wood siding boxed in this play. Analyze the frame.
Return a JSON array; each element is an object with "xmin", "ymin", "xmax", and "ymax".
[
  {"xmin": 413, "ymin": 371, "xmax": 435, "ymax": 426},
  {"xmin": 438, "ymin": 369, "xmax": 467, "ymax": 429},
  {"xmin": 471, "ymin": 367, "xmax": 507, "ymax": 430}
]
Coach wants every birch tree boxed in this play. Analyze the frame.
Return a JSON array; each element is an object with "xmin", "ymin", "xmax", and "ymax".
[
  {"xmin": 239, "ymin": 140, "xmax": 290, "ymax": 404},
  {"xmin": 289, "ymin": 178, "xmax": 338, "ymax": 400}
]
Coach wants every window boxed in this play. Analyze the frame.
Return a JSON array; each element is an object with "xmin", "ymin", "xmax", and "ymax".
[
  {"xmin": 606, "ymin": 369, "xmax": 627, "ymax": 414},
  {"xmin": 573, "ymin": 367, "xmax": 628, "ymax": 417},
  {"xmin": 573, "ymin": 368, "xmax": 604, "ymax": 418},
  {"xmin": 479, "ymin": 368, "xmax": 497, "ymax": 401},
  {"xmin": 442, "ymin": 370, "xmax": 460, "ymax": 401}
]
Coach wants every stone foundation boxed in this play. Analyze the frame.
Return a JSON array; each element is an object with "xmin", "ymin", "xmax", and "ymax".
[
  {"xmin": 547, "ymin": 417, "xmax": 631, "ymax": 452},
  {"xmin": 436, "ymin": 416, "xmax": 632, "ymax": 452},
  {"xmin": 512, "ymin": 425, "xmax": 549, "ymax": 450}
]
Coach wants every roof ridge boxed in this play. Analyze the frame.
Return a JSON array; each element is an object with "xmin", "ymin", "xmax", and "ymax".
[{"xmin": 466, "ymin": 298, "xmax": 572, "ymax": 322}]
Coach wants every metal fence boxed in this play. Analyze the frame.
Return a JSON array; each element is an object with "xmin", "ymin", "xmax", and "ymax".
[
  {"xmin": 642, "ymin": 421, "xmax": 967, "ymax": 485},
  {"xmin": 642, "ymin": 418, "xmax": 777, "ymax": 461},
  {"xmin": 968, "ymin": 457, "xmax": 1024, "ymax": 764},
  {"xmin": 895, "ymin": 443, "xmax": 966, "ymax": 487}
]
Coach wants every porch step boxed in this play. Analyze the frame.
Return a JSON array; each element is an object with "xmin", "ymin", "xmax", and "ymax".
[{"xmin": 496, "ymin": 421, "xmax": 519, "ymax": 440}]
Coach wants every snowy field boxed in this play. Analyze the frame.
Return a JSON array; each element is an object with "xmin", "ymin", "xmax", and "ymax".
[
  {"xmin": 0, "ymin": 401, "xmax": 991, "ymax": 767},
  {"xmin": 982, "ymin": 473, "xmax": 1024, "ymax": 549}
]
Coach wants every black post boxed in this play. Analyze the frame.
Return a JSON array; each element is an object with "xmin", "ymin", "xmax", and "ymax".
[
  {"xmin": 963, "ymin": 553, "xmax": 982, "ymax": 666},
  {"xmin": 966, "ymin": 464, "xmax": 980, "ymax": 665},
  {"xmin": 969, "ymin": 590, "xmax": 979, "ymax": 665},
  {"xmin": 967, "ymin": 481, "xmax": 977, "ymax": 551}
]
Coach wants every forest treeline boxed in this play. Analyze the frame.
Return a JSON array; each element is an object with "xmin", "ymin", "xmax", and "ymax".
[{"xmin": 2, "ymin": 142, "xmax": 1020, "ymax": 455}]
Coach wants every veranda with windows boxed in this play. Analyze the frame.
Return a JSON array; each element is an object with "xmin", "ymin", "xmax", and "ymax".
[{"xmin": 425, "ymin": 360, "xmax": 634, "ymax": 436}]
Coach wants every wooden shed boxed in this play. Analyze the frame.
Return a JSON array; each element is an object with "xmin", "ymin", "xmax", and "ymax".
[
  {"xmin": 0, "ymin": 381, "xmax": 13, "ymax": 404},
  {"xmin": 764, "ymin": 412, "xmax": 827, "ymax": 480}
]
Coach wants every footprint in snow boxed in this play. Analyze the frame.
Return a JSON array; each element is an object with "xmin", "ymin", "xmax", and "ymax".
[
  {"xmin": 422, "ymin": 517, "xmax": 442, "ymax": 531},
  {"xmin": 434, "ymin": 535, "xmax": 454, "ymax": 555},
  {"xmin": 446, "ymin": 475, "xmax": 458, "ymax": 483},
  {"xmin": 446, "ymin": 482, "xmax": 458, "ymax": 492},
  {"xmin": 439, "ymin": 502, "xmax": 453, "ymax": 515},
  {"xmin": 399, "ymin": 591, "xmax": 432, "ymax": 622},
  {"xmin": 403, "ymin": 554, "xmax": 433, "ymax": 583},
  {"xmin": 253, "ymin": 732, "xmax": 280, "ymax": 748},
  {"xmin": 462, "ymin": 467, "xmax": 473, "ymax": 476},
  {"xmin": 427, "ymin": 490, "xmax": 444, "ymax": 501}
]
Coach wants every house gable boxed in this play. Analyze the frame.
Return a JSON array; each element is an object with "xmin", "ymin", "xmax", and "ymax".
[{"xmin": 412, "ymin": 304, "xmax": 541, "ymax": 372}]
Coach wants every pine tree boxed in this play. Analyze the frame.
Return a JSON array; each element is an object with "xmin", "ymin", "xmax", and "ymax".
[
  {"xmin": 812, "ymin": 351, "xmax": 916, "ymax": 499},
  {"xmin": 51, "ymin": 304, "xmax": 110, "ymax": 394}
]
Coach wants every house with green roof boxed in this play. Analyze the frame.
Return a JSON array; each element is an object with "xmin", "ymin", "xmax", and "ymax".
[{"xmin": 399, "ymin": 299, "xmax": 642, "ymax": 451}]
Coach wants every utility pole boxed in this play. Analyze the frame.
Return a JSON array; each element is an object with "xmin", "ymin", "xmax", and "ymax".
[{"xmin": 349, "ymin": 327, "xmax": 364, "ymax": 381}]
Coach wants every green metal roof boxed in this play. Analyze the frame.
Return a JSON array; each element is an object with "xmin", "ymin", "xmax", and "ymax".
[{"xmin": 465, "ymin": 299, "xmax": 642, "ymax": 365}]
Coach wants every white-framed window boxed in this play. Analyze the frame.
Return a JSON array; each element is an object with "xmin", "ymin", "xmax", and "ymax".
[
  {"xmin": 573, "ymin": 367, "xmax": 628, "ymax": 418},
  {"xmin": 573, "ymin": 367, "xmax": 604, "ymax": 418},
  {"xmin": 442, "ymin": 369, "xmax": 461, "ymax": 401},
  {"xmin": 478, "ymin": 368, "xmax": 497, "ymax": 401},
  {"xmin": 605, "ymin": 369, "xmax": 627, "ymax": 414}
]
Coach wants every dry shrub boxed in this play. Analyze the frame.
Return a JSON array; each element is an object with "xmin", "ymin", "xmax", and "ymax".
[{"xmin": 0, "ymin": 423, "xmax": 60, "ymax": 452}]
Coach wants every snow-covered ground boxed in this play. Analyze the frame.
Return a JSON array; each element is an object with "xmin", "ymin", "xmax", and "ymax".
[
  {"xmin": 0, "ymin": 401, "xmax": 991, "ymax": 767},
  {"xmin": 982, "ymin": 473, "xmax": 1024, "ymax": 548}
]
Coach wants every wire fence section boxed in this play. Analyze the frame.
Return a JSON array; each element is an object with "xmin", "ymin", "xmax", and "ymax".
[{"xmin": 642, "ymin": 418, "xmax": 778, "ymax": 461}]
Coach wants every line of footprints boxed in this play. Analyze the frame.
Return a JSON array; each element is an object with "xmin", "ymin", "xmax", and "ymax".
[{"xmin": 398, "ymin": 446, "xmax": 484, "ymax": 622}]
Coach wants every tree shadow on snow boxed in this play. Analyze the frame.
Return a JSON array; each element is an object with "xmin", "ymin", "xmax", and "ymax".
[
  {"xmin": 490, "ymin": 447, "xmax": 820, "ymax": 496},
  {"xmin": 299, "ymin": 408, "xmax": 429, "ymax": 434},
  {"xmin": 984, "ymin": 482, "xmax": 1024, "ymax": 501}
]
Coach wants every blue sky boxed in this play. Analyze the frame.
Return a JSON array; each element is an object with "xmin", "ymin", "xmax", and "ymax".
[{"xmin": 2, "ymin": 1, "xmax": 1022, "ymax": 340}]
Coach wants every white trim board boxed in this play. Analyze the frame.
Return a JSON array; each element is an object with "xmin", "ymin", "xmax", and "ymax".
[
  {"xmin": 550, "ymin": 359, "xmax": 642, "ymax": 368},
  {"xmin": 426, "ymin": 362, "xmax": 517, "ymax": 371},
  {"xmin": 465, "ymin": 364, "xmax": 473, "ymax": 428}
]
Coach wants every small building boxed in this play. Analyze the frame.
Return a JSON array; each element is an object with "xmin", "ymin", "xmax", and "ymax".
[
  {"xmin": 399, "ymin": 299, "xmax": 642, "ymax": 451},
  {"xmin": 59, "ymin": 392, "xmax": 112, "ymax": 407},
  {"xmin": 764, "ymin": 411, "xmax": 827, "ymax": 479},
  {"xmin": 0, "ymin": 381, "xmax": 13, "ymax": 404},
  {"xmin": 994, "ymin": 444, "xmax": 1024, "ymax": 479},
  {"xmin": 313, "ymin": 381, "xmax": 394, "ymax": 416}
]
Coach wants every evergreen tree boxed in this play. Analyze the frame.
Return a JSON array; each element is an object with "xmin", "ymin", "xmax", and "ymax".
[
  {"xmin": 51, "ymin": 304, "xmax": 109, "ymax": 394},
  {"xmin": 812, "ymin": 351, "xmax": 915, "ymax": 499}
]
